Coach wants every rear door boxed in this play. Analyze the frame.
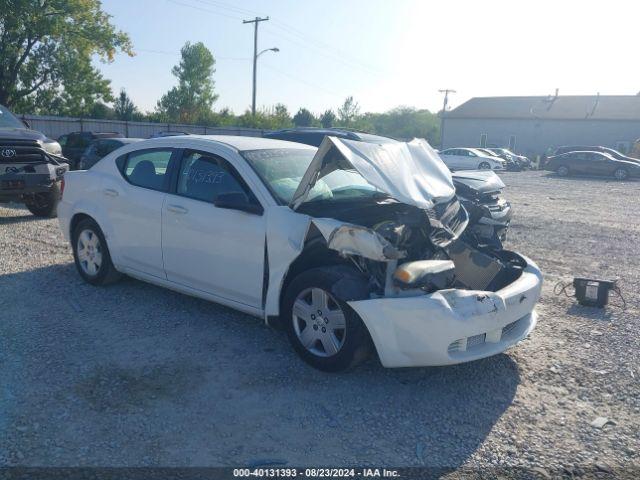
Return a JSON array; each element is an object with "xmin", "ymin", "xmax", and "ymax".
[
  {"xmin": 103, "ymin": 148, "xmax": 176, "ymax": 278},
  {"xmin": 161, "ymin": 149, "xmax": 266, "ymax": 308}
]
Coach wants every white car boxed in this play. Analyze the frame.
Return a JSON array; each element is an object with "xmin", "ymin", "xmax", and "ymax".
[
  {"xmin": 58, "ymin": 135, "xmax": 542, "ymax": 372},
  {"xmin": 439, "ymin": 148, "xmax": 505, "ymax": 171}
]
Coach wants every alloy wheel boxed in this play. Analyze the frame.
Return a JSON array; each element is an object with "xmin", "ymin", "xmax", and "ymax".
[
  {"xmin": 292, "ymin": 287, "xmax": 347, "ymax": 357},
  {"xmin": 76, "ymin": 229, "xmax": 103, "ymax": 276},
  {"xmin": 614, "ymin": 168, "xmax": 628, "ymax": 180}
]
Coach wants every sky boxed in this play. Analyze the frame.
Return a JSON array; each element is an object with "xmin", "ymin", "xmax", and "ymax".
[{"xmin": 98, "ymin": 0, "xmax": 639, "ymax": 116}]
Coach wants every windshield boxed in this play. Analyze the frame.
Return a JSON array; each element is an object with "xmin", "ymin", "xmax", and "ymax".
[
  {"xmin": 0, "ymin": 105, "xmax": 26, "ymax": 129},
  {"xmin": 242, "ymin": 148, "xmax": 381, "ymax": 205}
]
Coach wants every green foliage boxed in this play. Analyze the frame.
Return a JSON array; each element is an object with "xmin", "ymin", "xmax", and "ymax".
[
  {"xmin": 156, "ymin": 42, "xmax": 219, "ymax": 123},
  {"xmin": 337, "ymin": 96, "xmax": 360, "ymax": 126},
  {"xmin": 293, "ymin": 108, "xmax": 315, "ymax": 127},
  {"xmin": 113, "ymin": 88, "xmax": 139, "ymax": 121},
  {"xmin": 319, "ymin": 109, "xmax": 336, "ymax": 128},
  {"xmin": 0, "ymin": 0, "xmax": 132, "ymax": 115},
  {"xmin": 364, "ymin": 106, "xmax": 441, "ymax": 144}
]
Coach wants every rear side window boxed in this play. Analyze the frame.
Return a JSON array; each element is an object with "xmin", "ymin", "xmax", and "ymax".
[
  {"xmin": 122, "ymin": 149, "xmax": 173, "ymax": 191},
  {"xmin": 177, "ymin": 150, "xmax": 257, "ymax": 204}
]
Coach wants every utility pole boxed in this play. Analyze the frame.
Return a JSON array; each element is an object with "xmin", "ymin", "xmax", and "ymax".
[
  {"xmin": 438, "ymin": 89, "xmax": 456, "ymax": 149},
  {"xmin": 243, "ymin": 16, "xmax": 269, "ymax": 116}
]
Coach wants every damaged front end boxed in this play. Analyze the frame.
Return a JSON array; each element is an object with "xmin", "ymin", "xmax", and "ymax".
[{"xmin": 266, "ymin": 137, "xmax": 542, "ymax": 367}]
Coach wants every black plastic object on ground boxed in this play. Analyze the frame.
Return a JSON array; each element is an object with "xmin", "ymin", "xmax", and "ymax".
[{"xmin": 572, "ymin": 278, "xmax": 617, "ymax": 308}]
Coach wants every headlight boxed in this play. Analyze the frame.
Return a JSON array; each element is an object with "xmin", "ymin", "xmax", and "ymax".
[
  {"xmin": 393, "ymin": 260, "xmax": 455, "ymax": 289},
  {"xmin": 41, "ymin": 139, "xmax": 62, "ymax": 155}
]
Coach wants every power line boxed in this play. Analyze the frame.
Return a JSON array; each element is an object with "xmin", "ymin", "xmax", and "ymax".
[
  {"xmin": 136, "ymin": 48, "xmax": 249, "ymax": 61},
  {"xmin": 261, "ymin": 63, "xmax": 342, "ymax": 97},
  {"xmin": 175, "ymin": 0, "xmax": 382, "ymax": 76}
]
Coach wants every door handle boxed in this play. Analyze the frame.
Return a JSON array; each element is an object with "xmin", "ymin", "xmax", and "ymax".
[
  {"xmin": 167, "ymin": 204, "xmax": 188, "ymax": 214},
  {"xmin": 103, "ymin": 188, "xmax": 119, "ymax": 197}
]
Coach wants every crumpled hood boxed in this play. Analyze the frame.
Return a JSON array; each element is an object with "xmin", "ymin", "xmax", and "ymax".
[
  {"xmin": 451, "ymin": 170, "xmax": 505, "ymax": 194},
  {"xmin": 290, "ymin": 137, "xmax": 456, "ymax": 210}
]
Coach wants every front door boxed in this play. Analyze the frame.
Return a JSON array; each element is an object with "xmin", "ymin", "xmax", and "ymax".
[{"xmin": 161, "ymin": 149, "xmax": 266, "ymax": 309}]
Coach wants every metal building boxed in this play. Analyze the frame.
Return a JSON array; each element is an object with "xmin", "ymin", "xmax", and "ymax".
[{"xmin": 442, "ymin": 95, "xmax": 640, "ymax": 157}]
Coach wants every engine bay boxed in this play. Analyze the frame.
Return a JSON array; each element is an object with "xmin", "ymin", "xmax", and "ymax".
[{"xmin": 298, "ymin": 196, "xmax": 525, "ymax": 298}]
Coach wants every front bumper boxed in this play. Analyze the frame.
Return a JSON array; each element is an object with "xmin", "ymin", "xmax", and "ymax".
[
  {"xmin": 348, "ymin": 254, "xmax": 542, "ymax": 368},
  {"xmin": 0, "ymin": 164, "xmax": 66, "ymax": 201}
]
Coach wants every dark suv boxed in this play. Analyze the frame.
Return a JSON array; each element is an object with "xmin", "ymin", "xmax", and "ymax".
[
  {"xmin": 58, "ymin": 131, "xmax": 123, "ymax": 169},
  {"xmin": 0, "ymin": 104, "xmax": 69, "ymax": 217}
]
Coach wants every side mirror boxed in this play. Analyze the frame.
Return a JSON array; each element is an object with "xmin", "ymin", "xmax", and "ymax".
[
  {"xmin": 22, "ymin": 119, "xmax": 31, "ymax": 129},
  {"xmin": 214, "ymin": 192, "xmax": 263, "ymax": 215}
]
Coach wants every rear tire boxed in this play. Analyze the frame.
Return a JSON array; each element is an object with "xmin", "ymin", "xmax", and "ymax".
[
  {"xmin": 72, "ymin": 218, "xmax": 122, "ymax": 285},
  {"xmin": 556, "ymin": 165, "xmax": 569, "ymax": 177},
  {"xmin": 25, "ymin": 182, "xmax": 61, "ymax": 218},
  {"xmin": 613, "ymin": 167, "xmax": 628, "ymax": 181},
  {"xmin": 283, "ymin": 267, "xmax": 372, "ymax": 372}
]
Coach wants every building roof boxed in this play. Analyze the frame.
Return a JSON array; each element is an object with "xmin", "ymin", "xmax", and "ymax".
[{"xmin": 447, "ymin": 95, "xmax": 640, "ymax": 121}]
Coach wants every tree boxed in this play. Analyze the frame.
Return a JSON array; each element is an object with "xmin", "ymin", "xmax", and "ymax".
[
  {"xmin": 319, "ymin": 109, "xmax": 336, "ymax": 128},
  {"xmin": 0, "ymin": 0, "xmax": 132, "ymax": 114},
  {"xmin": 365, "ymin": 106, "xmax": 440, "ymax": 144},
  {"xmin": 156, "ymin": 42, "xmax": 219, "ymax": 123},
  {"xmin": 337, "ymin": 96, "xmax": 360, "ymax": 126},
  {"xmin": 113, "ymin": 89, "xmax": 138, "ymax": 121},
  {"xmin": 293, "ymin": 108, "xmax": 314, "ymax": 127},
  {"xmin": 271, "ymin": 103, "xmax": 292, "ymax": 129}
]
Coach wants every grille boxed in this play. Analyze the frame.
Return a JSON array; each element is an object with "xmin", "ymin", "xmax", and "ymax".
[
  {"xmin": 0, "ymin": 139, "xmax": 47, "ymax": 164},
  {"xmin": 501, "ymin": 315, "xmax": 529, "ymax": 340},
  {"xmin": 467, "ymin": 332, "xmax": 486, "ymax": 349}
]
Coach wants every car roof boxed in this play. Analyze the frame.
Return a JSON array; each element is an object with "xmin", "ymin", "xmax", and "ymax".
[
  {"xmin": 92, "ymin": 137, "xmax": 143, "ymax": 144},
  {"xmin": 135, "ymin": 134, "xmax": 317, "ymax": 152}
]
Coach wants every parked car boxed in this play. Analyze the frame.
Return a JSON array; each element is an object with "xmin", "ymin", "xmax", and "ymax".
[
  {"xmin": 79, "ymin": 138, "xmax": 143, "ymax": 170},
  {"xmin": 0, "ymin": 104, "xmax": 69, "ymax": 217},
  {"xmin": 478, "ymin": 148, "xmax": 521, "ymax": 171},
  {"xmin": 58, "ymin": 135, "xmax": 542, "ymax": 372},
  {"xmin": 545, "ymin": 151, "xmax": 640, "ymax": 180},
  {"xmin": 150, "ymin": 131, "xmax": 190, "ymax": 138},
  {"xmin": 266, "ymin": 128, "xmax": 512, "ymax": 248},
  {"xmin": 0, "ymin": 104, "xmax": 62, "ymax": 155},
  {"xmin": 439, "ymin": 148, "xmax": 505, "ymax": 171},
  {"xmin": 488, "ymin": 148, "xmax": 531, "ymax": 170},
  {"xmin": 552, "ymin": 145, "xmax": 640, "ymax": 165},
  {"xmin": 265, "ymin": 127, "xmax": 398, "ymax": 146},
  {"xmin": 58, "ymin": 131, "xmax": 123, "ymax": 169}
]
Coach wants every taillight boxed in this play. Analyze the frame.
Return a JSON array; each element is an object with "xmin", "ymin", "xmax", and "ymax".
[{"xmin": 60, "ymin": 177, "xmax": 65, "ymax": 198}]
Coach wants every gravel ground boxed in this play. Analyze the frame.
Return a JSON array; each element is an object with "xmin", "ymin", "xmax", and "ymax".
[{"xmin": 0, "ymin": 171, "xmax": 638, "ymax": 475}]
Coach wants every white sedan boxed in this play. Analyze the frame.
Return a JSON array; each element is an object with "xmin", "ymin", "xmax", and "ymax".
[
  {"xmin": 439, "ymin": 147, "xmax": 505, "ymax": 171},
  {"xmin": 58, "ymin": 135, "xmax": 542, "ymax": 372}
]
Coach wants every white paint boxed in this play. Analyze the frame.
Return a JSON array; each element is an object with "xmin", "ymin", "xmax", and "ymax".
[
  {"xmin": 291, "ymin": 137, "xmax": 456, "ymax": 210},
  {"xmin": 58, "ymin": 135, "xmax": 543, "ymax": 369}
]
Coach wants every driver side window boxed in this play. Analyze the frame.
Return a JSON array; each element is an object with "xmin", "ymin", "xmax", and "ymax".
[{"xmin": 177, "ymin": 150, "xmax": 258, "ymax": 205}]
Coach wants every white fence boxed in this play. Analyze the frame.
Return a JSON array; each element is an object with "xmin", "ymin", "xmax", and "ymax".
[{"xmin": 20, "ymin": 114, "xmax": 267, "ymax": 140}]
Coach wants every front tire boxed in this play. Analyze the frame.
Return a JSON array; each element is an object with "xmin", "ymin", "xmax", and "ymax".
[
  {"xmin": 557, "ymin": 165, "xmax": 570, "ymax": 177},
  {"xmin": 72, "ymin": 218, "xmax": 122, "ymax": 285},
  {"xmin": 478, "ymin": 161, "xmax": 491, "ymax": 170},
  {"xmin": 283, "ymin": 267, "xmax": 371, "ymax": 372},
  {"xmin": 25, "ymin": 182, "xmax": 61, "ymax": 218},
  {"xmin": 613, "ymin": 167, "xmax": 629, "ymax": 181}
]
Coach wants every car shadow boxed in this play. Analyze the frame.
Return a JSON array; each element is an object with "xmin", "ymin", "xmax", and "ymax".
[
  {"xmin": 1, "ymin": 263, "xmax": 520, "ymax": 469},
  {"xmin": 540, "ymin": 172, "xmax": 638, "ymax": 182},
  {"xmin": 0, "ymin": 213, "xmax": 42, "ymax": 225}
]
